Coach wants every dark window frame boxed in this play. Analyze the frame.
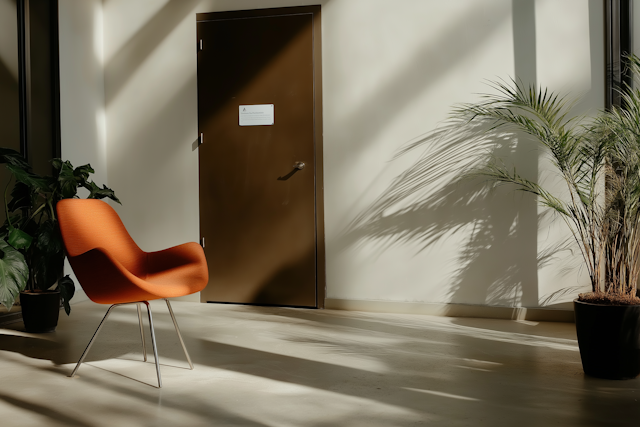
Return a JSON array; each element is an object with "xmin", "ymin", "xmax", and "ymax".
[
  {"xmin": 606, "ymin": 0, "xmax": 633, "ymax": 110},
  {"xmin": 16, "ymin": 0, "xmax": 61, "ymax": 166}
]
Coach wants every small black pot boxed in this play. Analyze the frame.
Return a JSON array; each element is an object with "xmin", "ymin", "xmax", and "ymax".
[
  {"xmin": 574, "ymin": 299, "xmax": 640, "ymax": 380},
  {"xmin": 20, "ymin": 290, "xmax": 61, "ymax": 333}
]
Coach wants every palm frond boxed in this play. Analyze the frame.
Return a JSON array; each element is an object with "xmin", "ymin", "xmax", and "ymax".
[{"xmin": 456, "ymin": 78, "xmax": 640, "ymax": 294}]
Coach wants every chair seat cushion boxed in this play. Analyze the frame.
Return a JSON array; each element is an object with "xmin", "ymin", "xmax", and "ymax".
[
  {"xmin": 70, "ymin": 242, "xmax": 208, "ymax": 304},
  {"xmin": 57, "ymin": 199, "xmax": 209, "ymax": 305}
]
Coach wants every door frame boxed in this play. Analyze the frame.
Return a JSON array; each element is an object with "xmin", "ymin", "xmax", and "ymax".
[{"xmin": 196, "ymin": 5, "xmax": 325, "ymax": 308}]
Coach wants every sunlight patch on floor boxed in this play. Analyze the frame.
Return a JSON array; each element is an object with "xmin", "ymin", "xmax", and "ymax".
[{"xmin": 404, "ymin": 387, "xmax": 481, "ymax": 402}]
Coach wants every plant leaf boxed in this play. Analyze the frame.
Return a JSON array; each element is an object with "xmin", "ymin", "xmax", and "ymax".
[
  {"xmin": 73, "ymin": 164, "xmax": 95, "ymax": 184},
  {"xmin": 84, "ymin": 181, "xmax": 121, "ymax": 204},
  {"xmin": 0, "ymin": 148, "xmax": 30, "ymax": 170},
  {"xmin": 0, "ymin": 239, "xmax": 28, "ymax": 310},
  {"xmin": 35, "ymin": 220, "xmax": 63, "ymax": 254},
  {"xmin": 6, "ymin": 181, "xmax": 33, "ymax": 213},
  {"xmin": 51, "ymin": 158, "xmax": 63, "ymax": 173},
  {"xmin": 31, "ymin": 221, "xmax": 64, "ymax": 291},
  {"xmin": 56, "ymin": 161, "xmax": 78, "ymax": 199},
  {"xmin": 6, "ymin": 164, "xmax": 47, "ymax": 190},
  {"xmin": 7, "ymin": 226, "xmax": 32, "ymax": 250},
  {"xmin": 32, "ymin": 250, "xmax": 64, "ymax": 291},
  {"xmin": 57, "ymin": 275, "xmax": 75, "ymax": 315}
]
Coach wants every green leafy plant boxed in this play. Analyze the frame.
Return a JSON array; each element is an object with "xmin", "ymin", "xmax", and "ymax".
[
  {"xmin": 455, "ymin": 57, "xmax": 640, "ymax": 305},
  {"xmin": 0, "ymin": 148, "xmax": 119, "ymax": 313}
]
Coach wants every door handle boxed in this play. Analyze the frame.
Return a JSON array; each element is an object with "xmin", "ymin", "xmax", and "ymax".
[{"xmin": 294, "ymin": 162, "xmax": 305, "ymax": 170}]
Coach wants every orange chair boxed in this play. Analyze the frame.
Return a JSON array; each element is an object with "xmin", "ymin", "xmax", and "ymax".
[{"xmin": 57, "ymin": 199, "xmax": 208, "ymax": 387}]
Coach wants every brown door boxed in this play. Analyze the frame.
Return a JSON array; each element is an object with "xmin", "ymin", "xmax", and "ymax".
[{"xmin": 197, "ymin": 7, "xmax": 323, "ymax": 307}]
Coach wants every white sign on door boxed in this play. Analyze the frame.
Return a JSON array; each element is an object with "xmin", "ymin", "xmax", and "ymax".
[{"xmin": 239, "ymin": 104, "xmax": 274, "ymax": 126}]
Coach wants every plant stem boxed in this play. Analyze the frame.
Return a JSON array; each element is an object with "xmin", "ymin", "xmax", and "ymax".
[{"xmin": 3, "ymin": 176, "xmax": 12, "ymax": 229}]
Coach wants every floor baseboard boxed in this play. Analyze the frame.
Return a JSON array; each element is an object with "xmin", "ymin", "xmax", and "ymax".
[{"xmin": 324, "ymin": 298, "xmax": 575, "ymax": 323}]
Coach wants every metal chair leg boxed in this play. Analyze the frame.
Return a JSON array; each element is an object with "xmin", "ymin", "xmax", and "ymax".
[
  {"xmin": 70, "ymin": 300, "xmax": 188, "ymax": 388},
  {"xmin": 165, "ymin": 299, "xmax": 194, "ymax": 369},
  {"xmin": 137, "ymin": 303, "xmax": 147, "ymax": 362},
  {"xmin": 70, "ymin": 304, "xmax": 117, "ymax": 378},
  {"xmin": 143, "ymin": 301, "xmax": 162, "ymax": 388}
]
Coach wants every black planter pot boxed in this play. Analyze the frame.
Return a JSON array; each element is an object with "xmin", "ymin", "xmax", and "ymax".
[
  {"xmin": 20, "ymin": 290, "xmax": 61, "ymax": 333},
  {"xmin": 574, "ymin": 299, "xmax": 640, "ymax": 380}
]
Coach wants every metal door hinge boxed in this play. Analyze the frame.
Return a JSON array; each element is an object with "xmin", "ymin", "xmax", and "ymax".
[
  {"xmin": 200, "ymin": 132, "xmax": 204, "ymax": 145},
  {"xmin": 199, "ymin": 39, "xmax": 203, "ymax": 51},
  {"xmin": 201, "ymin": 237, "xmax": 205, "ymax": 248}
]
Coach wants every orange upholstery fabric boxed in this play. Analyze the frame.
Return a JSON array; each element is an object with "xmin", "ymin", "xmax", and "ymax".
[{"xmin": 57, "ymin": 199, "xmax": 208, "ymax": 304}]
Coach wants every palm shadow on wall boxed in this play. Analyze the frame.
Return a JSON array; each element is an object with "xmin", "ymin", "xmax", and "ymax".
[
  {"xmin": 335, "ymin": 0, "xmax": 601, "ymax": 308},
  {"xmin": 337, "ymin": 118, "xmax": 578, "ymax": 307}
]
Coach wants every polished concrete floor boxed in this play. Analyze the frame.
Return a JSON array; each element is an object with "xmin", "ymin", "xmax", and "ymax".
[{"xmin": 0, "ymin": 301, "xmax": 638, "ymax": 426}]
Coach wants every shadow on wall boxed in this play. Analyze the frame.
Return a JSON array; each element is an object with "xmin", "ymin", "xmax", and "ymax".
[
  {"xmin": 104, "ymin": 0, "xmax": 201, "ymax": 107},
  {"xmin": 336, "ymin": 0, "xmax": 596, "ymax": 309},
  {"xmin": 327, "ymin": 1, "xmax": 512, "ymax": 175},
  {"xmin": 336, "ymin": 117, "xmax": 566, "ymax": 307}
]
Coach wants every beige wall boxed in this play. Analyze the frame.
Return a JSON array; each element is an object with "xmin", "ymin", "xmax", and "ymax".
[
  {"xmin": 59, "ymin": 0, "xmax": 107, "ymax": 302},
  {"xmin": 59, "ymin": 0, "xmax": 107, "ymax": 184},
  {"xmin": 60, "ymin": 0, "xmax": 604, "ymax": 309}
]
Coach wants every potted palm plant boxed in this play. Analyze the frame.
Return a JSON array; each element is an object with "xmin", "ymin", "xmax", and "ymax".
[
  {"xmin": 0, "ymin": 148, "xmax": 119, "ymax": 332},
  {"xmin": 456, "ymin": 58, "xmax": 640, "ymax": 379}
]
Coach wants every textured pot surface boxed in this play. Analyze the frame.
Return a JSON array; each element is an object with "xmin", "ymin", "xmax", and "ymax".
[
  {"xmin": 20, "ymin": 291, "xmax": 61, "ymax": 333},
  {"xmin": 574, "ymin": 299, "xmax": 640, "ymax": 380}
]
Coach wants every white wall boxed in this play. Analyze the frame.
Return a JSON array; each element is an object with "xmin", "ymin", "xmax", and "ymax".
[
  {"xmin": 59, "ymin": 0, "xmax": 107, "ymax": 184},
  {"xmin": 59, "ymin": 0, "xmax": 108, "ymax": 303},
  {"xmin": 324, "ymin": 0, "xmax": 602, "ymax": 309},
  {"xmin": 60, "ymin": 0, "xmax": 604, "ymax": 310}
]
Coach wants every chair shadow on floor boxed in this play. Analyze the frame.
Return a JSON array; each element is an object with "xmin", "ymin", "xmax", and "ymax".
[{"xmin": 0, "ymin": 302, "xmax": 195, "ymax": 387}]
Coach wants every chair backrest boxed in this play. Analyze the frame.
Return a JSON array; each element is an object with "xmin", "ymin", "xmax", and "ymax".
[{"xmin": 57, "ymin": 199, "xmax": 146, "ymax": 277}]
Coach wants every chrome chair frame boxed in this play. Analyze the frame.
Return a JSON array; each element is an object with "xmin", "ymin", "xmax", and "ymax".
[{"xmin": 69, "ymin": 299, "xmax": 193, "ymax": 388}]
